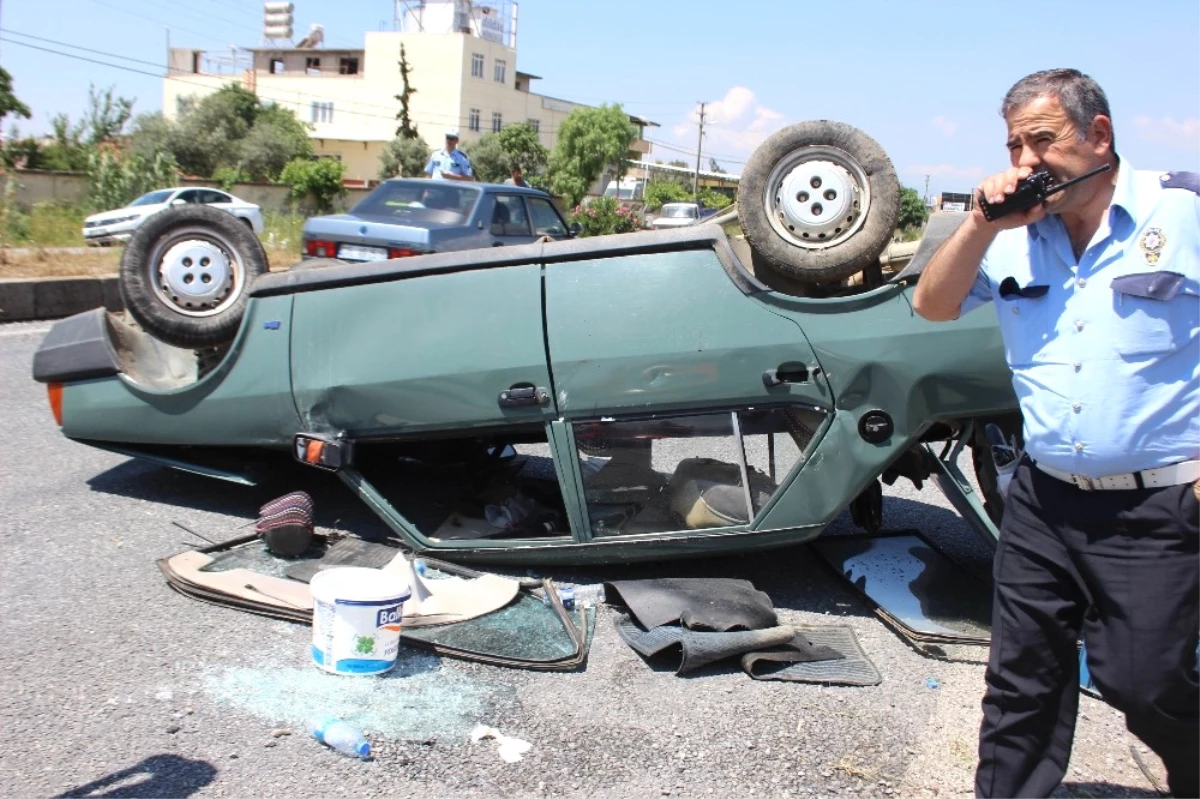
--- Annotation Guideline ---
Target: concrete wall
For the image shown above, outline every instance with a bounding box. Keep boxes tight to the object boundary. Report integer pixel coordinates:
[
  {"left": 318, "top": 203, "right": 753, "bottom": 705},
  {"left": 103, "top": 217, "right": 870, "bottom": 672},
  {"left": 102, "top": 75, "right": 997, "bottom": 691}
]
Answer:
[{"left": 0, "top": 170, "right": 372, "bottom": 213}]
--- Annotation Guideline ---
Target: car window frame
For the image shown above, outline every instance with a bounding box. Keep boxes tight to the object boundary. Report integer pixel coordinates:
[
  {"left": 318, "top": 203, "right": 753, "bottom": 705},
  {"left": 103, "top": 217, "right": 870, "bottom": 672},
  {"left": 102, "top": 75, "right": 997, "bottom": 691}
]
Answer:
[
  {"left": 491, "top": 193, "right": 533, "bottom": 238},
  {"left": 198, "top": 189, "right": 232, "bottom": 205},
  {"left": 526, "top": 195, "right": 568, "bottom": 237}
]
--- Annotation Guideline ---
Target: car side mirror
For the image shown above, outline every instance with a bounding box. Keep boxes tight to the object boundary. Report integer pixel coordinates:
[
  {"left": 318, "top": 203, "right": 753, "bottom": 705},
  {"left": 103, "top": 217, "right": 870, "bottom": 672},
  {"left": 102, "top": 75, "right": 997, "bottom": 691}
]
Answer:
[
  {"left": 568, "top": 222, "right": 583, "bottom": 237},
  {"left": 170, "top": 198, "right": 187, "bottom": 207}
]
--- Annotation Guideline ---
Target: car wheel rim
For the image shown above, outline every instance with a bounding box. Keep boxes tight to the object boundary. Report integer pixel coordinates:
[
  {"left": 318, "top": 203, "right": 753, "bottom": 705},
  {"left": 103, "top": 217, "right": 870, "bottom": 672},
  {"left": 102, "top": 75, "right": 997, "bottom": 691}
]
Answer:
[
  {"left": 149, "top": 229, "right": 243, "bottom": 318},
  {"left": 763, "top": 145, "right": 871, "bottom": 251}
]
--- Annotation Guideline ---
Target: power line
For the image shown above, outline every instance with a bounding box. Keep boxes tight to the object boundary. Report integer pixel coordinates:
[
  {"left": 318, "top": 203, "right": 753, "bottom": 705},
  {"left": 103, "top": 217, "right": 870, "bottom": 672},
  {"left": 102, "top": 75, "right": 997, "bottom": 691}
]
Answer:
[{"left": 2, "top": 28, "right": 171, "bottom": 69}]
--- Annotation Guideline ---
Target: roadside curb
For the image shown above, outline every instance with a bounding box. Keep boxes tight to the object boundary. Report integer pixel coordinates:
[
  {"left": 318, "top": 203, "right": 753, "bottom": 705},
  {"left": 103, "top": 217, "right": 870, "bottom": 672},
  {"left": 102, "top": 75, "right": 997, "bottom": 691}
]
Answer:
[{"left": 0, "top": 277, "right": 123, "bottom": 322}]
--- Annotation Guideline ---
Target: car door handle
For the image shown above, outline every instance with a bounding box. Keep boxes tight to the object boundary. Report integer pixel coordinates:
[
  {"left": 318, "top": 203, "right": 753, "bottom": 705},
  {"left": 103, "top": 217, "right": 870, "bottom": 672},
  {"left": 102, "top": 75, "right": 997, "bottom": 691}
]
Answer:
[
  {"left": 498, "top": 384, "right": 550, "bottom": 408},
  {"left": 763, "top": 363, "right": 820, "bottom": 388},
  {"left": 492, "top": 242, "right": 504, "bottom": 247}
]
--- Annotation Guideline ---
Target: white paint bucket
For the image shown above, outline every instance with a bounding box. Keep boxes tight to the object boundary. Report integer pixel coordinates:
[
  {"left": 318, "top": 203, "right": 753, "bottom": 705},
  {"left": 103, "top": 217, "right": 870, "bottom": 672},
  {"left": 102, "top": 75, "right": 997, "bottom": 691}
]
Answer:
[{"left": 310, "top": 567, "right": 411, "bottom": 675}]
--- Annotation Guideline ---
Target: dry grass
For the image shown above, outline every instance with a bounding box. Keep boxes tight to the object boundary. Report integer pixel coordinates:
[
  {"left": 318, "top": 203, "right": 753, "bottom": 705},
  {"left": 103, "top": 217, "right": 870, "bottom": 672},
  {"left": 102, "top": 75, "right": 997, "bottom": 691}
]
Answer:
[
  {"left": 0, "top": 206, "right": 306, "bottom": 278},
  {"left": 0, "top": 246, "right": 301, "bottom": 279}
]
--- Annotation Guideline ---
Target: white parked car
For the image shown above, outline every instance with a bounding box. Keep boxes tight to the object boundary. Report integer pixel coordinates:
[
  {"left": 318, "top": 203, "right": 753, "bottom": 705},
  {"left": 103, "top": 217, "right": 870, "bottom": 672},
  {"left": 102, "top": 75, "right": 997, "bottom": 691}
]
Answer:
[
  {"left": 82, "top": 187, "right": 264, "bottom": 246},
  {"left": 650, "top": 202, "right": 702, "bottom": 230}
]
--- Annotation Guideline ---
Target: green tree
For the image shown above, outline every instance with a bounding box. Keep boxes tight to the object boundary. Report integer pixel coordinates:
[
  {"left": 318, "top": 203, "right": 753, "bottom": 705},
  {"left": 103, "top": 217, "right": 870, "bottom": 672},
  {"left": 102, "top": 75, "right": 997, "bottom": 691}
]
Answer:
[
  {"left": 86, "top": 148, "right": 179, "bottom": 211},
  {"left": 462, "top": 122, "right": 550, "bottom": 184},
  {"left": 126, "top": 112, "right": 176, "bottom": 163},
  {"left": 667, "top": 159, "right": 688, "bottom": 168},
  {"left": 173, "top": 84, "right": 261, "bottom": 176},
  {"left": 82, "top": 85, "right": 133, "bottom": 145},
  {"left": 379, "top": 137, "right": 432, "bottom": 179},
  {"left": 708, "top": 158, "right": 725, "bottom": 174},
  {"left": 239, "top": 104, "right": 313, "bottom": 181},
  {"left": 549, "top": 104, "right": 636, "bottom": 206},
  {"left": 0, "top": 67, "right": 31, "bottom": 126},
  {"left": 897, "top": 186, "right": 929, "bottom": 231},
  {"left": 497, "top": 122, "right": 548, "bottom": 178},
  {"left": 394, "top": 44, "right": 419, "bottom": 139},
  {"left": 280, "top": 157, "right": 346, "bottom": 213}
]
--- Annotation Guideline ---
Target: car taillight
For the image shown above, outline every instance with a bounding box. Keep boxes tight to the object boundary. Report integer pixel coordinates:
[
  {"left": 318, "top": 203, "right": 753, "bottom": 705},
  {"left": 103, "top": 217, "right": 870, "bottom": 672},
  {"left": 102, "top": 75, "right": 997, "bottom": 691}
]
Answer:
[
  {"left": 387, "top": 247, "right": 422, "bottom": 259},
  {"left": 304, "top": 239, "right": 338, "bottom": 258},
  {"left": 47, "top": 383, "right": 63, "bottom": 426}
]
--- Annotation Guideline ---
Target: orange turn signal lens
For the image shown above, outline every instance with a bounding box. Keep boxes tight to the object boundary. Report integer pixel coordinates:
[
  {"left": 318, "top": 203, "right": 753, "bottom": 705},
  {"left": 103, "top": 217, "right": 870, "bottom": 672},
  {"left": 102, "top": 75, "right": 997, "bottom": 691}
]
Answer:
[{"left": 47, "top": 383, "right": 63, "bottom": 426}]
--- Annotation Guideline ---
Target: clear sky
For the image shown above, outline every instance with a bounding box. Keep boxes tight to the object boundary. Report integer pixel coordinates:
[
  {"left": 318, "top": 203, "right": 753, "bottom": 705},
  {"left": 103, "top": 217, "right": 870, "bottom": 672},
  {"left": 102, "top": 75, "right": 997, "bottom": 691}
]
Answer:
[{"left": 2, "top": 0, "right": 1197, "bottom": 198}]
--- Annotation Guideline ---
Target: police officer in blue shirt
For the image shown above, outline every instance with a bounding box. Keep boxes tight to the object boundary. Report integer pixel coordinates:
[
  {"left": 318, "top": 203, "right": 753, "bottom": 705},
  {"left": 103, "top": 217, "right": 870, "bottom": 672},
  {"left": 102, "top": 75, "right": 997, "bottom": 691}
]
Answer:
[
  {"left": 914, "top": 69, "right": 1198, "bottom": 799},
  {"left": 425, "top": 128, "right": 473, "bottom": 181}
]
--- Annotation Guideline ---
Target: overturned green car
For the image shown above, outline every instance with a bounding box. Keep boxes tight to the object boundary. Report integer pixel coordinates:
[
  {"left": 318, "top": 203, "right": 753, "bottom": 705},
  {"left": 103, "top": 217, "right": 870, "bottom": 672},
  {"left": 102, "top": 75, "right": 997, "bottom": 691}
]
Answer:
[{"left": 31, "top": 120, "right": 1017, "bottom": 564}]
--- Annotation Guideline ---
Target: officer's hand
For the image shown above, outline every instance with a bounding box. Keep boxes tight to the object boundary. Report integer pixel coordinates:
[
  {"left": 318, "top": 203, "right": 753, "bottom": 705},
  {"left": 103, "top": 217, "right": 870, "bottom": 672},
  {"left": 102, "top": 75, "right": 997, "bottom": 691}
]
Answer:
[{"left": 973, "top": 166, "right": 1046, "bottom": 230}]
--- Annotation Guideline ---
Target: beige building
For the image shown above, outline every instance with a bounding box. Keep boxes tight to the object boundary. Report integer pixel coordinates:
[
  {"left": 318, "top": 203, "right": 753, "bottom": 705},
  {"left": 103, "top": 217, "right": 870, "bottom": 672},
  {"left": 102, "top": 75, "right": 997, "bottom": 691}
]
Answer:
[{"left": 162, "top": 1, "right": 652, "bottom": 183}]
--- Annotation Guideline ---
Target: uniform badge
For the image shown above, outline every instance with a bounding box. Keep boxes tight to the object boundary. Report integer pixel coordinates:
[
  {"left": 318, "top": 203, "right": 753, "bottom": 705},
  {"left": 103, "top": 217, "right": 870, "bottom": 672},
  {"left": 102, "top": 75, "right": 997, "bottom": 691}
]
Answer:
[{"left": 1139, "top": 227, "right": 1166, "bottom": 265}]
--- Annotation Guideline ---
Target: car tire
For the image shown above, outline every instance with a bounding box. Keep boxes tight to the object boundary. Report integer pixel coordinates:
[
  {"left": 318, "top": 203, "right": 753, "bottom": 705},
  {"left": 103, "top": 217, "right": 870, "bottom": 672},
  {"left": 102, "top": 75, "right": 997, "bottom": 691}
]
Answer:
[
  {"left": 119, "top": 204, "right": 268, "bottom": 349},
  {"left": 738, "top": 120, "right": 900, "bottom": 285}
]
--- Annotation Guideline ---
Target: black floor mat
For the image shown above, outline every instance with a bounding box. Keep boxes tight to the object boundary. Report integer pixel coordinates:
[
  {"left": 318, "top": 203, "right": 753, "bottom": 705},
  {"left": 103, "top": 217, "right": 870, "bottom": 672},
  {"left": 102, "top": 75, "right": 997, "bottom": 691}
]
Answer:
[{"left": 742, "top": 625, "right": 882, "bottom": 686}]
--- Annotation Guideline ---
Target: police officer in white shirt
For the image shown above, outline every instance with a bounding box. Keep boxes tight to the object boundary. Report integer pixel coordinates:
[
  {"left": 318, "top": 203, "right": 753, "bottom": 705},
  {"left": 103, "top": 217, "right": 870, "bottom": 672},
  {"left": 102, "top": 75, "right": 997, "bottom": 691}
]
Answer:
[{"left": 424, "top": 128, "right": 473, "bottom": 181}]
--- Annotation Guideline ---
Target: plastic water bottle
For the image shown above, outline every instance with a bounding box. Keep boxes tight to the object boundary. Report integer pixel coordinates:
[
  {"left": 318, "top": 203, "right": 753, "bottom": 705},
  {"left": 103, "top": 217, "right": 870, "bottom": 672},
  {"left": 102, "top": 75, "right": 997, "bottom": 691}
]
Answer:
[
  {"left": 573, "top": 583, "right": 607, "bottom": 608},
  {"left": 306, "top": 716, "right": 371, "bottom": 759},
  {"left": 542, "top": 584, "right": 575, "bottom": 610}
]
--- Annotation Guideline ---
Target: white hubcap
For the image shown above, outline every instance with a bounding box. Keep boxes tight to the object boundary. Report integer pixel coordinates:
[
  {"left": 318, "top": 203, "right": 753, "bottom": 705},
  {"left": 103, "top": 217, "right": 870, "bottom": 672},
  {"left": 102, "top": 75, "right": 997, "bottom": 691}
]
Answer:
[{"left": 158, "top": 239, "right": 234, "bottom": 312}]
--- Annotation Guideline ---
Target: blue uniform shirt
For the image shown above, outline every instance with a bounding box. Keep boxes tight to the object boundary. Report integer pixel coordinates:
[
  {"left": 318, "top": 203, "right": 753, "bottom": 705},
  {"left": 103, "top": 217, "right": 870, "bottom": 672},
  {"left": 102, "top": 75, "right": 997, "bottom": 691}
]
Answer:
[
  {"left": 424, "top": 148, "right": 473, "bottom": 180},
  {"left": 960, "top": 159, "right": 1200, "bottom": 477}
]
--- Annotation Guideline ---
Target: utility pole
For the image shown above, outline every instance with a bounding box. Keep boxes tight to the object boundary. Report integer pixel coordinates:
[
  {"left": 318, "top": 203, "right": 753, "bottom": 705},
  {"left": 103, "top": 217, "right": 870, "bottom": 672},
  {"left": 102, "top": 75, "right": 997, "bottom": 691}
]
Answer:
[
  {"left": 924, "top": 174, "right": 931, "bottom": 207},
  {"left": 693, "top": 101, "right": 706, "bottom": 201}
]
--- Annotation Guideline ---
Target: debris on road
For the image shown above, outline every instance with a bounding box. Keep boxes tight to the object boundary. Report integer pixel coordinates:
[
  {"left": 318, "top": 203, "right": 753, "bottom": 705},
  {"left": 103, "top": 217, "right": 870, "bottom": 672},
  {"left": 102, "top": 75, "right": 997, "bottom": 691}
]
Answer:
[{"left": 470, "top": 724, "right": 532, "bottom": 763}]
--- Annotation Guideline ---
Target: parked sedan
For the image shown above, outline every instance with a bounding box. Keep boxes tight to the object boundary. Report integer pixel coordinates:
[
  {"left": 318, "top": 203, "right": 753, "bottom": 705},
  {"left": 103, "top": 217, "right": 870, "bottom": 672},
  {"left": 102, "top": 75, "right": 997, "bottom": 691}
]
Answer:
[
  {"left": 301, "top": 179, "right": 578, "bottom": 262},
  {"left": 82, "top": 187, "right": 264, "bottom": 246},
  {"left": 650, "top": 202, "right": 702, "bottom": 230}
]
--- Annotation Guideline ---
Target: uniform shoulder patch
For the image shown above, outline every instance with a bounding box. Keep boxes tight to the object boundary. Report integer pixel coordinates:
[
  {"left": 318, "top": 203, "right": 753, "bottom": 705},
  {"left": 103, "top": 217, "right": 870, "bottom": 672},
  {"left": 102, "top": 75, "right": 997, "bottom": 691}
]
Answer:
[{"left": 1159, "top": 171, "right": 1200, "bottom": 195}]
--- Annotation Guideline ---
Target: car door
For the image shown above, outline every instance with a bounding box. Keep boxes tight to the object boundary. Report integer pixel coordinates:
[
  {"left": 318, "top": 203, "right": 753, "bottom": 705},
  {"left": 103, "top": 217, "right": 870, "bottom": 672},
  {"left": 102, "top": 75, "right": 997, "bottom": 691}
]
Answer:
[
  {"left": 544, "top": 248, "right": 832, "bottom": 540},
  {"left": 289, "top": 262, "right": 556, "bottom": 438},
  {"left": 488, "top": 194, "right": 536, "bottom": 246}
]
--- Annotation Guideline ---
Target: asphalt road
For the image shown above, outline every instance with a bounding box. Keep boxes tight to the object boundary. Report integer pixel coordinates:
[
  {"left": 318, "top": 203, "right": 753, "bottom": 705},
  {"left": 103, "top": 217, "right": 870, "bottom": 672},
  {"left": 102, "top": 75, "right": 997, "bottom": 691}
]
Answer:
[{"left": 0, "top": 320, "right": 1164, "bottom": 799}]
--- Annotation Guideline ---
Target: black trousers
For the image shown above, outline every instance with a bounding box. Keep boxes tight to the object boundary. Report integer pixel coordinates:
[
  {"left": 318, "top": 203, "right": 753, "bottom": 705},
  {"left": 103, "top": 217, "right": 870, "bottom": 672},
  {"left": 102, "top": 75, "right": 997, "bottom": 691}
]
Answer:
[{"left": 976, "top": 458, "right": 1199, "bottom": 798}]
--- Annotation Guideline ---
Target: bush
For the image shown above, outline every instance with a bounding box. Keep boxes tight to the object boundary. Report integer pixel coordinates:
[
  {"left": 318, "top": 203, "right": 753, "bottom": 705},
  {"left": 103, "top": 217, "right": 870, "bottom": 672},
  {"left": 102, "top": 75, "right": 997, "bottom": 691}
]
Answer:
[
  {"left": 86, "top": 147, "right": 179, "bottom": 211},
  {"left": 568, "top": 197, "right": 639, "bottom": 237},
  {"left": 644, "top": 180, "right": 691, "bottom": 212},
  {"left": 279, "top": 157, "right": 346, "bottom": 214},
  {"left": 698, "top": 189, "right": 733, "bottom": 211},
  {"left": 212, "top": 166, "right": 249, "bottom": 191}
]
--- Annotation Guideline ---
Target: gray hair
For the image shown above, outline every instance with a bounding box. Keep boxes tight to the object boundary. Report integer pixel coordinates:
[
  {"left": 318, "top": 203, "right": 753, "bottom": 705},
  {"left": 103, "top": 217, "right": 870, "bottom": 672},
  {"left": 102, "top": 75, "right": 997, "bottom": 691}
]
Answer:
[{"left": 1000, "top": 68, "right": 1115, "bottom": 149}]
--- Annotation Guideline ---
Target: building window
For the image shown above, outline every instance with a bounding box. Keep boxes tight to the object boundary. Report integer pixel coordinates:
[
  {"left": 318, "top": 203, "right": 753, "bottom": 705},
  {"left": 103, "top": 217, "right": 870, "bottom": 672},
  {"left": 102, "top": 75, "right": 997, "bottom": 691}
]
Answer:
[
  {"left": 310, "top": 101, "right": 334, "bottom": 124},
  {"left": 527, "top": 118, "right": 540, "bottom": 134},
  {"left": 468, "top": 108, "right": 481, "bottom": 132},
  {"left": 493, "top": 58, "right": 506, "bottom": 84},
  {"left": 491, "top": 112, "right": 503, "bottom": 133},
  {"left": 471, "top": 53, "right": 484, "bottom": 78},
  {"left": 270, "top": 58, "right": 285, "bottom": 74},
  {"left": 305, "top": 57, "right": 321, "bottom": 75},
  {"left": 338, "top": 56, "right": 359, "bottom": 75}
]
